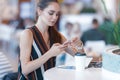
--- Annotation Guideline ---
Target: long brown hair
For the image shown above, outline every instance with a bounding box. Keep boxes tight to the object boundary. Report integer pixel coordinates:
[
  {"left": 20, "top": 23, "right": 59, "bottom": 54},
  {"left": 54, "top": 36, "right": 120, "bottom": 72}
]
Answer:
[
  {"left": 37, "top": 0, "right": 58, "bottom": 10},
  {"left": 37, "top": 0, "right": 62, "bottom": 46},
  {"left": 48, "top": 26, "right": 62, "bottom": 47}
]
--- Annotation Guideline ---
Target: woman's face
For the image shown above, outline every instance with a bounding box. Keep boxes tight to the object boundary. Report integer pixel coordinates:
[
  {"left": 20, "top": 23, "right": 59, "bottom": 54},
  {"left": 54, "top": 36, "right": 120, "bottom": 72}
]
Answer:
[{"left": 39, "top": 2, "right": 60, "bottom": 26}]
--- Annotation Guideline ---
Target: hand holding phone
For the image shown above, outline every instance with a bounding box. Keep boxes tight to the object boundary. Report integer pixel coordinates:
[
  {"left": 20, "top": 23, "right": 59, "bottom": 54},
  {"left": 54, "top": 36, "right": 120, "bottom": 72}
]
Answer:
[
  {"left": 63, "top": 37, "right": 84, "bottom": 56},
  {"left": 62, "top": 40, "right": 71, "bottom": 46}
]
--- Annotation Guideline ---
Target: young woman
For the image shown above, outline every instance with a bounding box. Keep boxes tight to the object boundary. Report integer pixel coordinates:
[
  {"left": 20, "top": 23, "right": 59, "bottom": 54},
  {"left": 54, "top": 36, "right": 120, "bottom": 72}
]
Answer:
[{"left": 18, "top": 0, "right": 84, "bottom": 80}]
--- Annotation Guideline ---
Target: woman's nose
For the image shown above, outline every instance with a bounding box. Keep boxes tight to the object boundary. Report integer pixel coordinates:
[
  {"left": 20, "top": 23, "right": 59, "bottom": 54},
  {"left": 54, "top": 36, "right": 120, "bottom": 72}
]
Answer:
[{"left": 52, "top": 14, "right": 58, "bottom": 20}]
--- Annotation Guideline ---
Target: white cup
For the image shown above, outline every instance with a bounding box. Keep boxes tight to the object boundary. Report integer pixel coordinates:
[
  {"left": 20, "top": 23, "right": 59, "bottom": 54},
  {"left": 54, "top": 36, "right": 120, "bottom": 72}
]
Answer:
[{"left": 75, "top": 52, "right": 86, "bottom": 71}]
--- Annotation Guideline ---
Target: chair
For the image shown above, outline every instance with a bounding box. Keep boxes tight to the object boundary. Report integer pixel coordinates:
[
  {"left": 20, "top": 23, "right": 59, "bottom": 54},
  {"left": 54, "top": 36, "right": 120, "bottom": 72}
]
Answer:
[{"left": 0, "top": 52, "right": 13, "bottom": 79}]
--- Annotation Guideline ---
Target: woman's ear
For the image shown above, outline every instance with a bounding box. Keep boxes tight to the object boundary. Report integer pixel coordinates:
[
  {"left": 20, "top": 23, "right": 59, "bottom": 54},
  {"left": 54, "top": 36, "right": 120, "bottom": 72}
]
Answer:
[{"left": 37, "top": 7, "right": 42, "bottom": 16}]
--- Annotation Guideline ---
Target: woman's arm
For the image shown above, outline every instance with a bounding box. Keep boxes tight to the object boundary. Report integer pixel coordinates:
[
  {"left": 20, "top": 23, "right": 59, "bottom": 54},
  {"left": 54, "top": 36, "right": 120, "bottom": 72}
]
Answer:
[
  {"left": 20, "top": 30, "right": 67, "bottom": 75},
  {"left": 20, "top": 29, "right": 52, "bottom": 75},
  {"left": 60, "top": 33, "right": 84, "bottom": 56}
]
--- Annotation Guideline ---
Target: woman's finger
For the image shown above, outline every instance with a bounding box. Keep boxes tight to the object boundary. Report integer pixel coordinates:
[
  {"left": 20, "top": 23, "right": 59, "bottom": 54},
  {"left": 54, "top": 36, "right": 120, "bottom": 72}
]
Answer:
[
  {"left": 63, "top": 40, "right": 71, "bottom": 46},
  {"left": 60, "top": 44, "right": 68, "bottom": 49},
  {"left": 53, "top": 43, "right": 61, "bottom": 46},
  {"left": 71, "top": 37, "right": 78, "bottom": 42}
]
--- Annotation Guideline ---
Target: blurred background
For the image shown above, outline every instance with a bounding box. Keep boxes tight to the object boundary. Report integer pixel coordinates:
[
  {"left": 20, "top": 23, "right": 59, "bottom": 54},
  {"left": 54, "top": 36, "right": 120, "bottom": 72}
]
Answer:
[{"left": 0, "top": 0, "right": 120, "bottom": 79}]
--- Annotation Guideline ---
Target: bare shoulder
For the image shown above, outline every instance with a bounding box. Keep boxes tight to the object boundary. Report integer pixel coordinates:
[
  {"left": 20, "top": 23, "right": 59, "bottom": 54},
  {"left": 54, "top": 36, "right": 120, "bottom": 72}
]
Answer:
[
  {"left": 20, "top": 29, "right": 33, "bottom": 43},
  {"left": 20, "top": 29, "right": 33, "bottom": 38}
]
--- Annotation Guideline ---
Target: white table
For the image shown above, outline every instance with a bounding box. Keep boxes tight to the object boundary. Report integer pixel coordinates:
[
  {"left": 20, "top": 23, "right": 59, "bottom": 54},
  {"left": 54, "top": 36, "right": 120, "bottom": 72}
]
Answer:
[{"left": 44, "top": 66, "right": 120, "bottom": 80}]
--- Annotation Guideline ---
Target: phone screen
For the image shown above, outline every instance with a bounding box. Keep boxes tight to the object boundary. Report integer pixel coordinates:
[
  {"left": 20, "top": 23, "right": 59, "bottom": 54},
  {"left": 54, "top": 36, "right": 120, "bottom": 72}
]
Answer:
[{"left": 57, "top": 66, "right": 75, "bottom": 70}]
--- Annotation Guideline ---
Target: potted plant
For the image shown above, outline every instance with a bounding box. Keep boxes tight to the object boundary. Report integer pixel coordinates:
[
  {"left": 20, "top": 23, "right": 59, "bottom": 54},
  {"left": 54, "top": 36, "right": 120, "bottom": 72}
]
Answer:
[
  {"left": 101, "top": 0, "right": 120, "bottom": 75},
  {"left": 102, "top": 19, "right": 120, "bottom": 75},
  {"left": 112, "top": 20, "right": 120, "bottom": 54}
]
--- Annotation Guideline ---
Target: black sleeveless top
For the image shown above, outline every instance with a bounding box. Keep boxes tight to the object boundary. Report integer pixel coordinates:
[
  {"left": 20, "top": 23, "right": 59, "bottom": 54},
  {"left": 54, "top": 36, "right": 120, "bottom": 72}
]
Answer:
[{"left": 18, "top": 26, "right": 56, "bottom": 80}]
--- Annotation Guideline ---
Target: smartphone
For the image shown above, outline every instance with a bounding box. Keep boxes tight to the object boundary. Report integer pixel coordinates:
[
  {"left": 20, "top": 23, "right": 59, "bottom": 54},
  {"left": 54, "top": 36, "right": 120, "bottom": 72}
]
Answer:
[{"left": 57, "top": 66, "right": 75, "bottom": 70}]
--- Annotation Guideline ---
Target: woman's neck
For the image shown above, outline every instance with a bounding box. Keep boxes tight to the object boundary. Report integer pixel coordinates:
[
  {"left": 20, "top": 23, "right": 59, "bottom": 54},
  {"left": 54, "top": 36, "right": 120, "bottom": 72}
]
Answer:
[
  {"left": 35, "top": 19, "right": 50, "bottom": 48},
  {"left": 35, "top": 18, "right": 49, "bottom": 34}
]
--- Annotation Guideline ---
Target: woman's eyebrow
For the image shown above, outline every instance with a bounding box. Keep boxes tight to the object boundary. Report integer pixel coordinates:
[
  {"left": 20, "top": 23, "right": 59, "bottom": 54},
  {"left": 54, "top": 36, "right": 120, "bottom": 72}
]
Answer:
[{"left": 49, "top": 10, "right": 60, "bottom": 13}]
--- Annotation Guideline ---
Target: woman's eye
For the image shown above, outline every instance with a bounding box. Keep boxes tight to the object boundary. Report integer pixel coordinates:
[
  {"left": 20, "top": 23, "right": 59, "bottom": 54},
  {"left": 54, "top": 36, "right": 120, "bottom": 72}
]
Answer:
[{"left": 48, "top": 12, "right": 53, "bottom": 15}]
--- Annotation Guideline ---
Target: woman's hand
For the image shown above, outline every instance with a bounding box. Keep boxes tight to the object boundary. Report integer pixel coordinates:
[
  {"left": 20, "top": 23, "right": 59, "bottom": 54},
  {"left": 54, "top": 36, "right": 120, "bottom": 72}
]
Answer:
[
  {"left": 48, "top": 43, "right": 68, "bottom": 57},
  {"left": 63, "top": 37, "right": 84, "bottom": 55},
  {"left": 70, "top": 37, "right": 84, "bottom": 53},
  {"left": 61, "top": 37, "right": 85, "bottom": 56}
]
